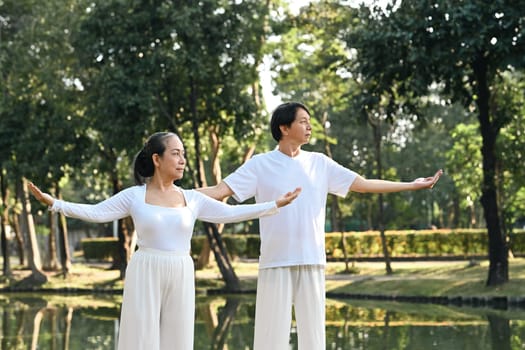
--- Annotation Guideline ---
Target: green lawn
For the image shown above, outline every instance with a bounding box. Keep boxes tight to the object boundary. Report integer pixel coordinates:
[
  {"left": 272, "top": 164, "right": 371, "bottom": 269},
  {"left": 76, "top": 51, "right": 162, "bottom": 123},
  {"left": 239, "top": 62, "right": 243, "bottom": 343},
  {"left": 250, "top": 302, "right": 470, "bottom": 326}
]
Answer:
[
  {"left": 324, "top": 258, "right": 525, "bottom": 298},
  {"left": 2, "top": 257, "right": 525, "bottom": 300}
]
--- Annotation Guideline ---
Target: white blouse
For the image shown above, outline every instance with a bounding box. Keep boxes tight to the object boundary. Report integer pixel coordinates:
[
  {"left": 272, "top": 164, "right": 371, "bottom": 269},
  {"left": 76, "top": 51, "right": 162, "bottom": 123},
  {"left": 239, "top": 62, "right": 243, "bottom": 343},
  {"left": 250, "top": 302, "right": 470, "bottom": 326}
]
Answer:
[{"left": 50, "top": 185, "right": 278, "bottom": 252}]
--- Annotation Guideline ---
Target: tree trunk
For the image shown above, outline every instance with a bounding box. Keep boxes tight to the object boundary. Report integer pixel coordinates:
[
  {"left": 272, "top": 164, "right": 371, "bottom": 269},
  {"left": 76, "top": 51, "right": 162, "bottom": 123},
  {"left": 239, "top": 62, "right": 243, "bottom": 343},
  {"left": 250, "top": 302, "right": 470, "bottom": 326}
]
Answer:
[
  {"left": 30, "top": 308, "right": 45, "bottom": 350},
  {"left": 10, "top": 210, "right": 25, "bottom": 265},
  {"left": 112, "top": 174, "right": 131, "bottom": 280},
  {"left": 46, "top": 209, "right": 60, "bottom": 270},
  {"left": 488, "top": 315, "right": 511, "bottom": 350},
  {"left": 18, "top": 178, "right": 47, "bottom": 285},
  {"left": 371, "top": 120, "right": 392, "bottom": 275},
  {"left": 204, "top": 222, "right": 241, "bottom": 291},
  {"left": 242, "top": 145, "right": 256, "bottom": 164},
  {"left": 196, "top": 127, "right": 225, "bottom": 270},
  {"left": 63, "top": 307, "right": 74, "bottom": 349},
  {"left": 322, "top": 111, "right": 349, "bottom": 270},
  {"left": 1, "top": 170, "right": 11, "bottom": 276},
  {"left": 451, "top": 192, "right": 460, "bottom": 229},
  {"left": 196, "top": 240, "right": 212, "bottom": 269},
  {"left": 473, "top": 55, "right": 508, "bottom": 286},
  {"left": 211, "top": 297, "right": 241, "bottom": 350},
  {"left": 56, "top": 186, "right": 72, "bottom": 276},
  {"left": 189, "top": 77, "right": 240, "bottom": 291}
]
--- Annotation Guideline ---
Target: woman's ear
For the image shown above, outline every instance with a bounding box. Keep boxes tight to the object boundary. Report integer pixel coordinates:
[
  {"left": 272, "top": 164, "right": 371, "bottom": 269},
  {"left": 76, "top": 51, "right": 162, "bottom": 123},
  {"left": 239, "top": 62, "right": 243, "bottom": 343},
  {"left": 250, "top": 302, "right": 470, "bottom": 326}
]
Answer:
[{"left": 152, "top": 153, "right": 160, "bottom": 167}]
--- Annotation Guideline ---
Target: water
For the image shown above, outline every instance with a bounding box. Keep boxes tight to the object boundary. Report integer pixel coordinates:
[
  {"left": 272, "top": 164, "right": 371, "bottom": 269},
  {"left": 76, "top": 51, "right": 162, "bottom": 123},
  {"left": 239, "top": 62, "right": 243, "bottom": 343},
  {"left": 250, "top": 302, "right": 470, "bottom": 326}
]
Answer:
[{"left": 1, "top": 293, "right": 524, "bottom": 349}]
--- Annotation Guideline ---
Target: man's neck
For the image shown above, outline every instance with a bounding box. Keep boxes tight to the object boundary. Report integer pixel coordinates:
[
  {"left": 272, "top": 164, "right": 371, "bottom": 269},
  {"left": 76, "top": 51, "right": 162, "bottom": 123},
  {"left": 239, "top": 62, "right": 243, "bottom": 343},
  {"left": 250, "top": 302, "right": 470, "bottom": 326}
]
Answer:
[{"left": 277, "top": 142, "right": 301, "bottom": 158}]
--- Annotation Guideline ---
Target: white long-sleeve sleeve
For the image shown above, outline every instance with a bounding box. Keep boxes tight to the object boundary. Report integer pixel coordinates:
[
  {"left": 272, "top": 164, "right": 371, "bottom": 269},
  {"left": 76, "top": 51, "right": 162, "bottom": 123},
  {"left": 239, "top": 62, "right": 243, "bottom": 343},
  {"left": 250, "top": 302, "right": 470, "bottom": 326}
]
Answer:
[
  {"left": 48, "top": 185, "right": 280, "bottom": 252},
  {"left": 183, "top": 190, "right": 278, "bottom": 224},
  {"left": 50, "top": 188, "right": 133, "bottom": 223}
]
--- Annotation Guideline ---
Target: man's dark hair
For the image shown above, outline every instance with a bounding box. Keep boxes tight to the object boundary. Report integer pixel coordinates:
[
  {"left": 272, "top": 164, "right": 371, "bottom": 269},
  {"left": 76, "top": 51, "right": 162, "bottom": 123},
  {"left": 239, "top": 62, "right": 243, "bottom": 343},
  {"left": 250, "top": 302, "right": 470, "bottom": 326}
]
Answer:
[{"left": 270, "top": 102, "right": 310, "bottom": 142}]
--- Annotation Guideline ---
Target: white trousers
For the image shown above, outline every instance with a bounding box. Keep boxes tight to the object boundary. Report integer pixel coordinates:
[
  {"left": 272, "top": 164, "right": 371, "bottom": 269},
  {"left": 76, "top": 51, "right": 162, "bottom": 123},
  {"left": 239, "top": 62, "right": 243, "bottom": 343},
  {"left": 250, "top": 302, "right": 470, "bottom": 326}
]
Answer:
[
  {"left": 253, "top": 265, "right": 326, "bottom": 350},
  {"left": 117, "top": 248, "right": 195, "bottom": 350}
]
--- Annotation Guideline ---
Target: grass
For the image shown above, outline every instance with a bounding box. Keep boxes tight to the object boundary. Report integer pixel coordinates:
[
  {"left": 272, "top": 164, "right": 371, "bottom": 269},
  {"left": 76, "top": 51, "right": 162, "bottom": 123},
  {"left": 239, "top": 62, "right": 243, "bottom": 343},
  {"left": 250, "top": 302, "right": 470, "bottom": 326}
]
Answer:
[
  {"left": 324, "top": 258, "right": 525, "bottom": 298},
  {"left": 2, "top": 257, "right": 525, "bottom": 300},
  {"left": 0, "top": 263, "right": 124, "bottom": 291}
]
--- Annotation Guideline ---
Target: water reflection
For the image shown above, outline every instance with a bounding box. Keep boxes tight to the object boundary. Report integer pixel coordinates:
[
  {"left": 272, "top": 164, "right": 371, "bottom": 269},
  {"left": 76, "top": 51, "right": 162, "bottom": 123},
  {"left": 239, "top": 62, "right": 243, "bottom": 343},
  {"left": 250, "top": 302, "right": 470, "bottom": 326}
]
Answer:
[
  {"left": 0, "top": 294, "right": 120, "bottom": 349},
  {"left": 1, "top": 294, "right": 524, "bottom": 349}
]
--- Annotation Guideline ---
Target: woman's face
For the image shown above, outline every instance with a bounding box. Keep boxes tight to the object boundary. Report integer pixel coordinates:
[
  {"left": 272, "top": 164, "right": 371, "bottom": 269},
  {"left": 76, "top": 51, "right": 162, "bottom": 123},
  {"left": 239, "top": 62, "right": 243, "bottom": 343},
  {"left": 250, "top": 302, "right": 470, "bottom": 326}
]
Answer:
[{"left": 155, "top": 135, "right": 186, "bottom": 180}]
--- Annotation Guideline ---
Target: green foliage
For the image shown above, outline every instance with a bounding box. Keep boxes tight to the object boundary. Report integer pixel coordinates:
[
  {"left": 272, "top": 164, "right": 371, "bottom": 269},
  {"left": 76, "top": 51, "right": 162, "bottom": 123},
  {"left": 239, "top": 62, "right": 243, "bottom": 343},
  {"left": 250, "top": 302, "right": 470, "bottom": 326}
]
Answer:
[
  {"left": 446, "top": 123, "right": 482, "bottom": 207},
  {"left": 190, "top": 234, "right": 260, "bottom": 260},
  {"left": 186, "top": 230, "right": 525, "bottom": 260},
  {"left": 346, "top": 1, "right": 525, "bottom": 284},
  {"left": 222, "top": 235, "right": 248, "bottom": 259},
  {"left": 495, "top": 72, "right": 525, "bottom": 230},
  {"left": 191, "top": 235, "right": 207, "bottom": 261},
  {"left": 2, "top": 0, "right": 525, "bottom": 277},
  {"left": 81, "top": 237, "right": 118, "bottom": 262},
  {"left": 69, "top": 0, "right": 272, "bottom": 190},
  {"left": 325, "top": 229, "right": 525, "bottom": 259},
  {"left": 0, "top": 0, "right": 91, "bottom": 183}
]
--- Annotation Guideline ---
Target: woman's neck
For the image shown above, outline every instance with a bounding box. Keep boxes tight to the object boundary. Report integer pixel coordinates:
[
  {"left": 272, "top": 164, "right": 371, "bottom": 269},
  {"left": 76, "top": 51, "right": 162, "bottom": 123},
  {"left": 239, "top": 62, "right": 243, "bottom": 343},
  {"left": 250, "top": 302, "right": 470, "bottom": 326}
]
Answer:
[{"left": 148, "top": 176, "right": 176, "bottom": 192}]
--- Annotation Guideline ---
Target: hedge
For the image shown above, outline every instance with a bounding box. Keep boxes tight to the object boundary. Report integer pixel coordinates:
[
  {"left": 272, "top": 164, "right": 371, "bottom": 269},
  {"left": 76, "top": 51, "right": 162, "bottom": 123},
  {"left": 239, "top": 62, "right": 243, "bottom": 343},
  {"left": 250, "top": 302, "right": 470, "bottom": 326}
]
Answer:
[
  {"left": 81, "top": 229, "right": 525, "bottom": 262},
  {"left": 81, "top": 237, "right": 119, "bottom": 262}
]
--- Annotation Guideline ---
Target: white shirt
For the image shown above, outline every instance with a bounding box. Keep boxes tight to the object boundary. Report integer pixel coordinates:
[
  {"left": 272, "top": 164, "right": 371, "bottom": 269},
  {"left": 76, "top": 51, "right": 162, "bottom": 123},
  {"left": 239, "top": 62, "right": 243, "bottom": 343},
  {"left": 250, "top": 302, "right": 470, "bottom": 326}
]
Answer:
[
  {"left": 50, "top": 185, "right": 278, "bottom": 253},
  {"left": 224, "top": 149, "right": 357, "bottom": 268}
]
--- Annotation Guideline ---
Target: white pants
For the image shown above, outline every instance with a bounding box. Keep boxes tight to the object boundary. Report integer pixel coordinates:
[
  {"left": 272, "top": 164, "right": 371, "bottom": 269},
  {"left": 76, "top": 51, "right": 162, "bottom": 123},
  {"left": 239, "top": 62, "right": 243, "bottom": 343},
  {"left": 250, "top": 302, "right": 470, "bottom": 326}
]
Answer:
[
  {"left": 117, "top": 248, "right": 195, "bottom": 350},
  {"left": 253, "top": 265, "right": 325, "bottom": 350}
]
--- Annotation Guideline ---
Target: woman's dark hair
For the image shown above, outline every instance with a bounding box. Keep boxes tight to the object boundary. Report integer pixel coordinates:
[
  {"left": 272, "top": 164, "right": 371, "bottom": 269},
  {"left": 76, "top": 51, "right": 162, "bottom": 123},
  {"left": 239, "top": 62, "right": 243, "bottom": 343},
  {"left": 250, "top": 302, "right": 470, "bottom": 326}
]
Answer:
[
  {"left": 133, "top": 132, "right": 177, "bottom": 185},
  {"left": 270, "top": 102, "right": 310, "bottom": 142}
]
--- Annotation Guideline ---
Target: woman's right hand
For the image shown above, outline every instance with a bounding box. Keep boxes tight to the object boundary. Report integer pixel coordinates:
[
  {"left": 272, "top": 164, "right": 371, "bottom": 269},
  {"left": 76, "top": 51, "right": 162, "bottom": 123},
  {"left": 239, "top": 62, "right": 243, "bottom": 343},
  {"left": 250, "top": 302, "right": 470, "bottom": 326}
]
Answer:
[
  {"left": 28, "top": 182, "right": 55, "bottom": 207},
  {"left": 276, "top": 187, "right": 302, "bottom": 208}
]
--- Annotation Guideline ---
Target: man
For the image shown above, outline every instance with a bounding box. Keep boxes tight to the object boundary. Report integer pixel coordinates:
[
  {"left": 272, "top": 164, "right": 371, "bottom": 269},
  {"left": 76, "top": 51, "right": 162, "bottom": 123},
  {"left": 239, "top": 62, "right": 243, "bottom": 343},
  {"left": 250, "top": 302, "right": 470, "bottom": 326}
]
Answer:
[{"left": 199, "top": 102, "right": 442, "bottom": 350}]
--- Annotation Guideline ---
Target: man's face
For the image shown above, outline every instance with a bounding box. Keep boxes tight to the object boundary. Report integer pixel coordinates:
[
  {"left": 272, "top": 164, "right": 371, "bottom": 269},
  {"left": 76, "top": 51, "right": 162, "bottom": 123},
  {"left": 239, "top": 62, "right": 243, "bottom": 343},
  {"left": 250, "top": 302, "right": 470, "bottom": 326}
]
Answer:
[{"left": 284, "top": 108, "right": 312, "bottom": 145}]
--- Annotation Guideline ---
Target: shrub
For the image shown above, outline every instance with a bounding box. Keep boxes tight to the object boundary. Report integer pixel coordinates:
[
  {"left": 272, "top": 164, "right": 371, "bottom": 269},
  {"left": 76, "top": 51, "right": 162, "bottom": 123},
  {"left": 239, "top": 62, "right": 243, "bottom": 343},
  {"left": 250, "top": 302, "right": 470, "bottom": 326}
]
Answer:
[{"left": 81, "top": 237, "right": 118, "bottom": 262}]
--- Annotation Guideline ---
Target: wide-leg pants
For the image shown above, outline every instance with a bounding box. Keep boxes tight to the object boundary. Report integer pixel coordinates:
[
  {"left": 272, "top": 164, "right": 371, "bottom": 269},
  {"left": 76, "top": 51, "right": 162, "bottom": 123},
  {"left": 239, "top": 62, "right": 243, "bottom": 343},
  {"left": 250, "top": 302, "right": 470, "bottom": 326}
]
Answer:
[
  {"left": 253, "top": 265, "right": 325, "bottom": 350},
  {"left": 117, "top": 248, "right": 195, "bottom": 350}
]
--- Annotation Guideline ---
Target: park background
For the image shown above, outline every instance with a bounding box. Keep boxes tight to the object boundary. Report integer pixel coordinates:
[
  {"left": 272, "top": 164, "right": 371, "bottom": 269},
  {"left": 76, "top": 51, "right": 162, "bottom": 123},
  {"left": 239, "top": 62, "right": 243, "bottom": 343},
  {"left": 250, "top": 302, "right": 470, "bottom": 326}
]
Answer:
[
  {"left": 1, "top": 0, "right": 525, "bottom": 348},
  {"left": 1, "top": 0, "right": 524, "bottom": 289}
]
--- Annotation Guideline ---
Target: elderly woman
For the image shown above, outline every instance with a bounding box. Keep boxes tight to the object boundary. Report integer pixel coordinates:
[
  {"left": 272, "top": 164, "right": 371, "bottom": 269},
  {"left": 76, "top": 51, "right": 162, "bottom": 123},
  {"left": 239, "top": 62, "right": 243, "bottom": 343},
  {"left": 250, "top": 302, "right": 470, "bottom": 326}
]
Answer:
[{"left": 28, "top": 131, "right": 300, "bottom": 350}]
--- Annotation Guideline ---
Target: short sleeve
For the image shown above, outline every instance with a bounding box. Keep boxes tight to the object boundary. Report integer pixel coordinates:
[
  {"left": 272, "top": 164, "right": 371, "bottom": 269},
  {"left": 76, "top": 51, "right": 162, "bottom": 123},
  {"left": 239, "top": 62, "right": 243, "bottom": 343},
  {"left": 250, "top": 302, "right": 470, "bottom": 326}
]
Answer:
[
  {"left": 324, "top": 155, "right": 358, "bottom": 197},
  {"left": 223, "top": 157, "right": 259, "bottom": 203}
]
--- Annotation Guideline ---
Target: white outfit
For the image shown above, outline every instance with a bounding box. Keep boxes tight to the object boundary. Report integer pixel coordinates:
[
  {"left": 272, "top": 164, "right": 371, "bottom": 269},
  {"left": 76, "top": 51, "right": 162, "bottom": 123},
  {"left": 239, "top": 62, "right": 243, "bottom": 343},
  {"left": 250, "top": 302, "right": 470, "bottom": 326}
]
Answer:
[
  {"left": 50, "top": 184, "right": 278, "bottom": 350},
  {"left": 224, "top": 149, "right": 357, "bottom": 349}
]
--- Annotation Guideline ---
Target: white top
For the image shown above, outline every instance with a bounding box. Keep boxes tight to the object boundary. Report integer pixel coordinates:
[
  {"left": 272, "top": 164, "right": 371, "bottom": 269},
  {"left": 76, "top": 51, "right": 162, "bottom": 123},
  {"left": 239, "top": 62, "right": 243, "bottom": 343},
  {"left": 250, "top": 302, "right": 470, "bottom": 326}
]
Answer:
[
  {"left": 224, "top": 149, "right": 357, "bottom": 268},
  {"left": 50, "top": 185, "right": 278, "bottom": 253}
]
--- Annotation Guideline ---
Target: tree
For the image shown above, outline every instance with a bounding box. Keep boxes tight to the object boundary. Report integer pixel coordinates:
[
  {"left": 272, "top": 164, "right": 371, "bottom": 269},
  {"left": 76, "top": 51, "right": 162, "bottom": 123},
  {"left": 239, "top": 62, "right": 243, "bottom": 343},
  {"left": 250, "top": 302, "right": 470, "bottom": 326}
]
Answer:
[
  {"left": 1, "top": 0, "right": 92, "bottom": 279},
  {"left": 73, "top": 0, "right": 175, "bottom": 278},
  {"left": 0, "top": 170, "right": 11, "bottom": 276},
  {"left": 348, "top": 0, "right": 525, "bottom": 286},
  {"left": 268, "top": 1, "right": 445, "bottom": 273},
  {"left": 167, "top": 0, "right": 271, "bottom": 291},
  {"left": 73, "top": 0, "right": 271, "bottom": 289},
  {"left": 446, "top": 123, "right": 483, "bottom": 228}
]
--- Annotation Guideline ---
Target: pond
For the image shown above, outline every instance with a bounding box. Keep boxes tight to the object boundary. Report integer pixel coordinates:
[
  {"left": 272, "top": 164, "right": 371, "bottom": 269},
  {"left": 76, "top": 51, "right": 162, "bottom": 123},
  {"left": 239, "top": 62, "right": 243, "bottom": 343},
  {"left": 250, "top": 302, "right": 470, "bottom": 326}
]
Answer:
[{"left": 0, "top": 293, "right": 524, "bottom": 349}]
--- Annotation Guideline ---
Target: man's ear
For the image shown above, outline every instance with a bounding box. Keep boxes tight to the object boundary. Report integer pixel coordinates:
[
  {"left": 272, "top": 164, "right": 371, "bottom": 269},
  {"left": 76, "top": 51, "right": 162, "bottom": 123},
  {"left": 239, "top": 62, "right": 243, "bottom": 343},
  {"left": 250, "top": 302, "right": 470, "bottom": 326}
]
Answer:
[{"left": 279, "top": 124, "right": 289, "bottom": 137}]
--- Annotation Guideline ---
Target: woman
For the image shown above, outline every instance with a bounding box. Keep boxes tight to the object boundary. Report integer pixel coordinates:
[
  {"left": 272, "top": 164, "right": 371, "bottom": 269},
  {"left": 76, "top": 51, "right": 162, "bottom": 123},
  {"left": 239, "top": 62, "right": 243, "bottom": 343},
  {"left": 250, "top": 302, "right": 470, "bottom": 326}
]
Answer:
[{"left": 28, "top": 131, "right": 300, "bottom": 350}]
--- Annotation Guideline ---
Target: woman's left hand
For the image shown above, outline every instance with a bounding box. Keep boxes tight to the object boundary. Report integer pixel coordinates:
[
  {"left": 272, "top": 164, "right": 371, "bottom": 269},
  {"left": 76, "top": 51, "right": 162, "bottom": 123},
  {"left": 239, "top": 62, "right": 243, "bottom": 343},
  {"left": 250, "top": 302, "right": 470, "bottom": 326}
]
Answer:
[{"left": 276, "top": 187, "right": 302, "bottom": 208}]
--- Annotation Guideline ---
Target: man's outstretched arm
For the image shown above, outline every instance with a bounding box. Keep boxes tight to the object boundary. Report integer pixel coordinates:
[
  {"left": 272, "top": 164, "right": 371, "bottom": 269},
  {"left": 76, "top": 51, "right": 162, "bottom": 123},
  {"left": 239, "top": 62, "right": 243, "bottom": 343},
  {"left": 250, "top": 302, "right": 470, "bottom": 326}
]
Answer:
[
  {"left": 197, "top": 181, "right": 235, "bottom": 201},
  {"left": 350, "top": 169, "right": 443, "bottom": 194}
]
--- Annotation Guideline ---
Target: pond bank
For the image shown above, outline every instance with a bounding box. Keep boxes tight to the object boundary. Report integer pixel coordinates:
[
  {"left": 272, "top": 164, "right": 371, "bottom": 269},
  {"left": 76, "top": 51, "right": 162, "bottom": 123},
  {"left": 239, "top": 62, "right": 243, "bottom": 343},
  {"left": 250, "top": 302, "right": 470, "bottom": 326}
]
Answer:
[{"left": 2, "top": 259, "right": 525, "bottom": 311}]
